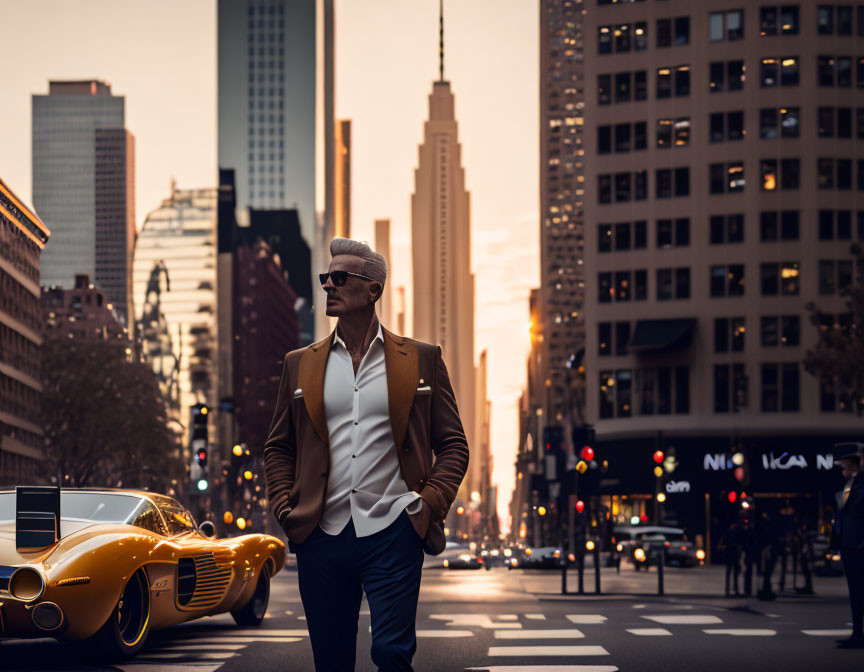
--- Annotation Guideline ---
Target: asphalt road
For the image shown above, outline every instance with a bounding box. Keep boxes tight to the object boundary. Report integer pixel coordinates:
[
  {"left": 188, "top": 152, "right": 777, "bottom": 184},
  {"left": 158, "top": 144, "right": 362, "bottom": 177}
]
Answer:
[{"left": 2, "top": 564, "right": 863, "bottom": 671}]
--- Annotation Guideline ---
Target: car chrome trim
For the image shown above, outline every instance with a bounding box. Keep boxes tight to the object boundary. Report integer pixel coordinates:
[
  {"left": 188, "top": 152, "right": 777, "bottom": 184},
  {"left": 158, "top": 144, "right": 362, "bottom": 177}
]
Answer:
[{"left": 8, "top": 567, "right": 45, "bottom": 602}]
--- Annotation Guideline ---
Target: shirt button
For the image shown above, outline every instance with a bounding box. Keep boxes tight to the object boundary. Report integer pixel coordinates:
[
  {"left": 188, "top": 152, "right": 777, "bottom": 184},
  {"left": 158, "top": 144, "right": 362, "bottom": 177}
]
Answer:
[
  {"left": 354, "top": 421, "right": 358, "bottom": 425},
  {"left": 352, "top": 454, "right": 356, "bottom": 458},
  {"left": 351, "top": 489, "right": 357, "bottom": 493},
  {"left": 354, "top": 387, "right": 358, "bottom": 391}
]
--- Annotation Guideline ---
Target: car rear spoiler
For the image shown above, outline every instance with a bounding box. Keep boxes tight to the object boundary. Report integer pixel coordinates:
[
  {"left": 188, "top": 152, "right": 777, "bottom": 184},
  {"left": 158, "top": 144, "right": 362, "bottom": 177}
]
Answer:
[{"left": 16, "top": 486, "right": 60, "bottom": 550}]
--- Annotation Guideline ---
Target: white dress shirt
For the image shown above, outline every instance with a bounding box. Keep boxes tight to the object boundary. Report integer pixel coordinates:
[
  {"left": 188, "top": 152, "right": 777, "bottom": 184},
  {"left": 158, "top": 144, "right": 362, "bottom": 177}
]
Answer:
[{"left": 318, "top": 321, "right": 422, "bottom": 536}]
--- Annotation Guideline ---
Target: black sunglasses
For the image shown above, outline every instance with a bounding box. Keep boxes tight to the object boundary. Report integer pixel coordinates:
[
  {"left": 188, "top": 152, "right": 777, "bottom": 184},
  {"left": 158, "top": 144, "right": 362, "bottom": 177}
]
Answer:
[{"left": 319, "top": 270, "right": 377, "bottom": 287}]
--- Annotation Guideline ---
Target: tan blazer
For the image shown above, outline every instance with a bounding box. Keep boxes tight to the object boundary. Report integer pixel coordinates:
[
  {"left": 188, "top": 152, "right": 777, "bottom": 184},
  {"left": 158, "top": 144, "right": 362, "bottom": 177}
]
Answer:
[{"left": 263, "top": 326, "right": 469, "bottom": 555}]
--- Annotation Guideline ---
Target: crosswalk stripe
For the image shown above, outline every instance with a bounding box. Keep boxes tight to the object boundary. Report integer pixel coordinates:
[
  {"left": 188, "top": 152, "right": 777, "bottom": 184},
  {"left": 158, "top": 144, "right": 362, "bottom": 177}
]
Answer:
[
  {"left": 164, "top": 637, "right": 303, "bottom": 644},
  {"left": 627, "top": 628, "right": 672, "bottom": 636},
  {"left": 150, "top": 645, "right": 245, "bottom": 651},
  {"left": 642, "top": 615, "right": 722, "bottom": 625},
  {"left": 118, "top": 665, "right": 224, "bottom": 672},
  {"left": 704, "top": 629, "right": 776, "bottom": 636},
  {"left": 565, "top": 615, "right": 607, "bottom": 624},
  {"left": 488, "top": 646, "right": 609, "bottom": 657},
  {"left": 525, "top": 614, "right": 547, "bottom": 620},
  {"left": 135, "top": 653, "right": 235, "bottom": 660},
  {"left": 494, "top": 630, "right": 585, "bottom": 640},
  {"left": 802, "top": 629, "right": 853, "bottom": 636},
  {"left": 418, "top": 630, "right": 475, "bottom": 637},
  {"left": 466, "top": 667, "right": 619, "bottom": 672},
  {"left": 430, "top": 614, "right": 524, "bottom": 629}
]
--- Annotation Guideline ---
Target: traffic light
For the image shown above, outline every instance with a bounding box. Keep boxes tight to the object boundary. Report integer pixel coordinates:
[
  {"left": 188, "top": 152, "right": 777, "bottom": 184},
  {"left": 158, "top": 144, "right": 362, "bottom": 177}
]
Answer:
[{"left": 190, "top": 403, "right": 210, "bottom": 494}]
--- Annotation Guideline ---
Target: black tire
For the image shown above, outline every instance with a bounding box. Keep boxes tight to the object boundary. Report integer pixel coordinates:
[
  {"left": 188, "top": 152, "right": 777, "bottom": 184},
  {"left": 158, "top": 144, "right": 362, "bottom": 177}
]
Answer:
[
  {"left": 89, "top": 568, "right": 151, "bottom": 661},
  {"left": 231, "top": 563, "right": 271, "bottom": 626}
]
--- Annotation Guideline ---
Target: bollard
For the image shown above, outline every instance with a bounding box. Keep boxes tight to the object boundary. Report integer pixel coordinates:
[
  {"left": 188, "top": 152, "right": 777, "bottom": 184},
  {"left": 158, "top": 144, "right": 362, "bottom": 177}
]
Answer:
[
  {"left": 594, "top": 546, "right": 601, "bottom": 594},
  {"left": 657, "top": 546, "right": 665, "bottom": 596},
  {"left": 578, "top": 552, "right": 585, "bottom": 594},
  {"left": 561, "top": 557, "right": 568, "bottom": 595}
]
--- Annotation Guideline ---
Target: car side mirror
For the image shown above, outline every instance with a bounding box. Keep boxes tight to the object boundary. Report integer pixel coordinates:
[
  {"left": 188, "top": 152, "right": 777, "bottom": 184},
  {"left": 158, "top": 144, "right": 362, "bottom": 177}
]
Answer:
[{"left": 199, "top": 521, "right": 216, "bottom": 538}]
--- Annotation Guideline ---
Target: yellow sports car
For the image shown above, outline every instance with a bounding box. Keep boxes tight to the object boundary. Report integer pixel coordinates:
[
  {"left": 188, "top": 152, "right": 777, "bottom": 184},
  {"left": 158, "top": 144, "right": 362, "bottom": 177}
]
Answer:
[{"left": 0, "top": 486, "right": 285, "bottom": 660}]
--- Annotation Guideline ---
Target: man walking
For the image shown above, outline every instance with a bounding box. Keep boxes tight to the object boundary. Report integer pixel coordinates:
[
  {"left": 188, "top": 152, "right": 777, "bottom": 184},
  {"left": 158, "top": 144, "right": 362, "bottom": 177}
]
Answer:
[
  {"left": 263, "top": 237, "right": 469, "bottom": 671},
  {"left": 835, "top": 443, "right": 864, "bottom": 649}
]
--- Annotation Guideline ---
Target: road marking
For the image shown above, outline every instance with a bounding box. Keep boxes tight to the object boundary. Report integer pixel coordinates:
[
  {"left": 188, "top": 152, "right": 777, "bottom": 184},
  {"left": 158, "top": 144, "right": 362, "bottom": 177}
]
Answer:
[
  {"left": 222, "top": 629, "right": 310, "bottom": 637},
  {"left": 565, "top": 615, "right": 607, "bottom": 624},
  {"left": 152, "top": 645, "right": 246, "bottom": 651},
  {"left": 166, "top": 637, "right": 304, "bottom": 644},
  {"left": 488, "top": 646, "right": 609, "bottom": 657},
  {"left": 642, "top": 615, "right": 722, "bottom": 625},
  {"left": 430, "top": 614, "right": 523, "bottom": 629},
  {"left": 418, "top": 630, "right": 475, "bottom": 637},
  {"left": 802, "top": 629, "right": 853, "bottom": 636},
  {"left": 119, "top": 665, "right": 224, "bottom": 672},
  {"left": 627, "top": 628, "right": 672, "bottom": 636},
  {"left": 632, "top": 604, "right": 646, "bottom": 609},
  {"left": 525, "top": 614, "right": 547, "bottom": 620},
  {"left": 135, "top": 653, "right": 236, "bottom": 660},
  {"left": 494, "top": 630, "right": 585, "bottom": 639},
  {"left": 704, "top": 629, "right": 776, "bottom": 636},
  {"left": 466, "top": 667, "right": 619, "bottom": 672}
]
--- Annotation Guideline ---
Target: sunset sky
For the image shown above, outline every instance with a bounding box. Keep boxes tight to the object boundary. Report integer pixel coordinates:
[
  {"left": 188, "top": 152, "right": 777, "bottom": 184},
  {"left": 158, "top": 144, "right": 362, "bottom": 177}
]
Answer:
[{"left": 0, "top": 0, "right": 539, "bottom": 532}]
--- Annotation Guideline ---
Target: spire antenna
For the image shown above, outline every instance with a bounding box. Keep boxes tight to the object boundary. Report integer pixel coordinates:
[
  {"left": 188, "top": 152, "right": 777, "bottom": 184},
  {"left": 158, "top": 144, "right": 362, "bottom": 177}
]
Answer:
[{"left": 439, "top": 0, "right": 444, "bottom": 81}]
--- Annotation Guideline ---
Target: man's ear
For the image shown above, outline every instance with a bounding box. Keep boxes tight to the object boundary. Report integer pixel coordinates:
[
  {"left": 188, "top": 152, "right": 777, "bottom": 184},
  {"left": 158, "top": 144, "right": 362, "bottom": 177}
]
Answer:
[{"left": 370, "top": 282, "right": 382, "bottom": 303}]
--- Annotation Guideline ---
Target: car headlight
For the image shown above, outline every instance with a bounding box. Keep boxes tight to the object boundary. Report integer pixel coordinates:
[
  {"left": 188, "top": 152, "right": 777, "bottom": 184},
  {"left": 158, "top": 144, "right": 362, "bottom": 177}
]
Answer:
[
  {"left": 9, "top": 566, "right": 45, "bottom": 602},
  {"left": 443, "top": 559, "right": 449, "bottom": 567},
  {"left": 634, "top": 548, "right": 646, "bottom": 562}
]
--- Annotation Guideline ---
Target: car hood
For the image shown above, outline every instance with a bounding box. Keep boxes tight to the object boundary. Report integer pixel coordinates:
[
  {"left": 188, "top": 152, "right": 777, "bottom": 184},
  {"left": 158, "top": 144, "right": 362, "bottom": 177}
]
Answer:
[{"left": 0, "top": 521, "right": 144, "bottom": 567}]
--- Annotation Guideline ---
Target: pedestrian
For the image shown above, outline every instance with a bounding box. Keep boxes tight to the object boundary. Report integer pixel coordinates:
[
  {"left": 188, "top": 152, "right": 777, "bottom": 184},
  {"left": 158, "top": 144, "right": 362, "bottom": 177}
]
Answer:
[
  {"left": 719, "top": 518, "right": 743, "bottom": 597},
  {"left": 263, "top": 237, "right": 470, "bottom": 671},
  {"left": 834, "top": 443, "right": 864, "bottom": 649},
  {"left": 756, "top": 511, "right": 781, "bottom": 601}
]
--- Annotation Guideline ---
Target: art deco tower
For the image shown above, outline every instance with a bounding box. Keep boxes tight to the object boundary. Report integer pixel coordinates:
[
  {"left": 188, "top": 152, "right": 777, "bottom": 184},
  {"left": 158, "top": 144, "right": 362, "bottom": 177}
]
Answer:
[{"left": 411, "top": 6, "right": 476, "bottom": 489}]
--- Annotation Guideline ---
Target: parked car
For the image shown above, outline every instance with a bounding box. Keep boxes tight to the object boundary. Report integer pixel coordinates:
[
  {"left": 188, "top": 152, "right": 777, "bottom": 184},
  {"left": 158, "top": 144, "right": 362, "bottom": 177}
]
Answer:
[
  {"left": 444, "top": 552, "right": 485, "bottom": 570},
  {"left": 614, "top": 525, "right": 703, "bottom": 568},
  {"left": 0, "top": 486, "right": 285, "bottom": 661}
]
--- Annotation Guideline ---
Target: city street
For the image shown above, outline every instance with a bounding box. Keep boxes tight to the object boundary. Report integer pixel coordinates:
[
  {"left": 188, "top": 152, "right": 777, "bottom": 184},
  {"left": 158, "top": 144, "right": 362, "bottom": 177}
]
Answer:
[{"left": 3, "top": 563, "right": 862, "bottom": 671}]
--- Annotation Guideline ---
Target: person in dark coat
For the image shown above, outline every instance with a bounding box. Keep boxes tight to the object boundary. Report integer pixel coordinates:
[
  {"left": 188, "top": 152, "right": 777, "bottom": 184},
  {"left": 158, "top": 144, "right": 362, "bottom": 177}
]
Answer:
[
  {"left": 835, "top": 444, "right": 864, "bottom": 648},
  {"left": 720, "top": 518, "right": 744, "bottom": 597}
]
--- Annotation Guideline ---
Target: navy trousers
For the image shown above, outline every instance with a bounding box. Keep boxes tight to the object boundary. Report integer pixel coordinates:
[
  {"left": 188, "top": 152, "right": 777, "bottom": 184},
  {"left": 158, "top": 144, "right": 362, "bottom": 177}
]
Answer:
[{"left": 291, "top": 509, "right": 425, "bottom": 671}]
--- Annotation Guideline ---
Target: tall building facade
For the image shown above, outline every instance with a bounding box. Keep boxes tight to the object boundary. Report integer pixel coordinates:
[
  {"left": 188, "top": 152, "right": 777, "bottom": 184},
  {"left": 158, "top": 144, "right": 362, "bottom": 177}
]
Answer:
[
  {"left": 33, "top": 80, "right": 135, "bottom": 328},
  {"left": 0, "top": 178, "right": 50, "bottom": 486},
  {"left": 218, "top": 0, "right": 335, "bottom": 344},
  {"left": 411, "top": 63, "right": 477, "bottom": 533},
  {"left": 374, "top": 218, "right": 393, "bottom": 327},
  {"left": 582, "top": 0, "right": 864, "bottom": 542},
  {"left": 132, "top": 185, "right": 218, "bottom": 455},
  {"left": 335, "top": 119, "right": 352, "bottom": 239},
  {"left": 538, "top": 0, "right": 587, "bottom": 428}
]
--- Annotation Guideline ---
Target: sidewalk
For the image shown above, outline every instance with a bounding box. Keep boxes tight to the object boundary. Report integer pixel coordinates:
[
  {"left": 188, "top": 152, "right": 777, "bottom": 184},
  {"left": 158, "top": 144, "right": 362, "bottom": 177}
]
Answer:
[{"left": 517, "top": 564, "right": 849, "bottom": 601}]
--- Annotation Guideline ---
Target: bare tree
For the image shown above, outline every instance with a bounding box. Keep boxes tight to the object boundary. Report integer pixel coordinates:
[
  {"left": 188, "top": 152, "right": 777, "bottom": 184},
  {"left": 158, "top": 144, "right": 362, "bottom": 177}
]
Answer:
[{"left": 41, "top": 333, "right": 184, "bottom": 492}]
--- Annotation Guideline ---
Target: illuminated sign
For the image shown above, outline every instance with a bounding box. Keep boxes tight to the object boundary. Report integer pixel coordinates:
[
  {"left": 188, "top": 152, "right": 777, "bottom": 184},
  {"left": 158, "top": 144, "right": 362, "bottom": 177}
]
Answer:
[
  {"left": 704, "top": 452, "right": 834, "bottom": 471},
  {"left": 666, "top": 480, "right": 691, "bottom": 493}
]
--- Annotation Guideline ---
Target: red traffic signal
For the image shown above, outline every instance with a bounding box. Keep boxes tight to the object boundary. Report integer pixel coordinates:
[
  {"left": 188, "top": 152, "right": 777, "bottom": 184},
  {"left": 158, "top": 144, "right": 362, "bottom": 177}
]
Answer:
[
  {"left": 728, "top": 491, "right": 738, "bottom": 503},
  {"left": 580, "top": 446, "right": 594, "bottom": 461},
  {"left": 575, "top": 500, "right": 585, "bottom": 513},
  {"left": 653, "top": 450, "right": 664, "bottom": 464}
]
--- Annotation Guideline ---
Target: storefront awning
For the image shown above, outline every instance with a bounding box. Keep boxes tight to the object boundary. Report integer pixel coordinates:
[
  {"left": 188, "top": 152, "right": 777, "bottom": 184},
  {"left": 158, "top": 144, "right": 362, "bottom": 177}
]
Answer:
[{"left": 628, "top": 318, "right": 696, "bottom": 352}]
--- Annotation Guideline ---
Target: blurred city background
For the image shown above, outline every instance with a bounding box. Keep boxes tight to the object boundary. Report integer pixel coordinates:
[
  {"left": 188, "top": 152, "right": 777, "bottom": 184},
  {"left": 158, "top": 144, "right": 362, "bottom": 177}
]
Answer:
[{"left": 0, "top": 0, "right": 862, "bottom": 597}]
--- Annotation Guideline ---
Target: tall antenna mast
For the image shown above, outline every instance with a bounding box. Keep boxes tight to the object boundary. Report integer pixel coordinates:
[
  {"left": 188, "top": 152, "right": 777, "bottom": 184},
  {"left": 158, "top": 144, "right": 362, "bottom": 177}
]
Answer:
[{"left": 439, "top": 0, "right": 444, "bottom": 81}]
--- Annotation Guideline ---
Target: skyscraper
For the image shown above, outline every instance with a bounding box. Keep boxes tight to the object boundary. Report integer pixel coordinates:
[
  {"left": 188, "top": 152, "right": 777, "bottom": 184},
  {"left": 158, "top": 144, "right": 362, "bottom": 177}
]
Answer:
[
  {"left": 580, "top": 0, "right": 864, "bottom": 539},
  {"left": 411, "top": 8, "right": 476, "bottom": 527},
  {"left": 218, "top": 0, "right": 334, "bottom": 344},
  {"left": 335, "top": 119, "right": 352, "bottom": 239},
  {"left": 32, "top": 80, "right": 135, "bottom": 328},
  {"left": 538, "top": 0, "right": 586, "bottom": 429},
  {"left": 132, "top": 184, "right": 218, "bottom": 456},
  {"left": 374, "top": 218, "right": 392, "bottom": 326},
  {"left": 0, "top": 177, "right": 50, "bottom": 486}
]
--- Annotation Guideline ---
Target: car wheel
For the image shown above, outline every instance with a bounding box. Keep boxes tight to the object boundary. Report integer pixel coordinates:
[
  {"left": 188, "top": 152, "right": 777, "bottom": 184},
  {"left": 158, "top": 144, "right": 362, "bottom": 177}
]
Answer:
[
  {"left": 231, "top": 563, "right": 271, "bottom": 626},
  {"left": 90, "top": 568, "right": 151, "bottom": 661}
]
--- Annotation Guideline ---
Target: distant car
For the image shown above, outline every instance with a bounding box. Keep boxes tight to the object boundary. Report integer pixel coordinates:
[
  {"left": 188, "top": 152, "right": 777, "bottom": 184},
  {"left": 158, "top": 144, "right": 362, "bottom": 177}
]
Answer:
[
  {"left": 614, "top": 525, "right": 702, "bottom": 568},
  {"left": 519, "top": 546, "right": 564, "bottom": 569},
  {"left": 444, "top": 552, "right": 485, "bottom": 569},
  {"left": 0, "top": 486, "right": 285, "bottom": 661}
]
